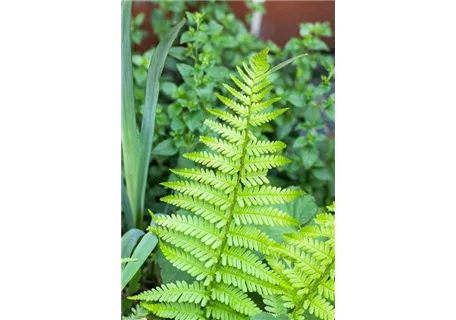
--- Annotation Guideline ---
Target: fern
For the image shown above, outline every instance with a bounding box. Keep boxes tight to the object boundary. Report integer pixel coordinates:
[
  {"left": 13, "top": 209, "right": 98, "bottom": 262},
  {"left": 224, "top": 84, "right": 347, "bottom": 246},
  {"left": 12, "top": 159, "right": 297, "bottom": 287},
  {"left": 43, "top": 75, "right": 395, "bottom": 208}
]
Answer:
[
  {"left": 130, "top": 48, "right": 304, "bottom": 319},
  {"left": 262, "top": 209, "right": 335, "bottom": 320}
]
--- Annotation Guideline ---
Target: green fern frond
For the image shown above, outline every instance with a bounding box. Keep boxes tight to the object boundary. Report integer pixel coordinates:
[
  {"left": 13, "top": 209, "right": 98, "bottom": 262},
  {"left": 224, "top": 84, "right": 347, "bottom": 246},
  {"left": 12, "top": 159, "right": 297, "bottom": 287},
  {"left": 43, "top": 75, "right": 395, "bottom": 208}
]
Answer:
[
  {"left": 244, "top": 155, "right": 291, "bottom": 172},
  {"left": 130, "top": 281, "right": 209, "bottom": 305},
  {"left": 170, "top": 168, "right": 236, "bottom": 194},
  {"left": 304, "top": 295, "right": 335, "bottom": 320},
  {"left": 141, "top": 302, "right": 205, "bottom": 320},
  {"left": 200, "top": 136, "right": 243, "bottom": 160},
  {"left": 264, "top": 295, "right": 289, "bottom": 315},
  {"left": 227, "top": 225, "right": 275, "bottom": 253},
  {"left": 206, "top": 300, "right": 249, "bottom": 320},
  {"left": 211, "top": 283, "right": 260, "bottom": 316},
  {"left": 250, "top": 108, "right": 289, "bottom": 126},
  {"left": 204, "top": 119, "right": 244, "bottom": 145},
  {"left": 160, "top": 194, "right": 226, "bottom": 225},
  {"left": 132, "top": 47, "right": 305, "bottom": 320},
  {"left": 152, "top": 214, "right": 223, "bottom": 248},
  {"left": 183, "top": 151, "right": 240, "bottom": 174},
  {"left": 263, "top": 211, "right": 335, "bottom": 320},
  {"left": 246, "top": 140, "right": 287, "bottom": 156},
  {"left": 160, "top": 242, "right": 211, "bottom": 281},
  {"left": 237, "top": 186, "right": 304, "bottom": 207},
  {"left": 233, "top": 206, "right": 299, "bottom": 227}
]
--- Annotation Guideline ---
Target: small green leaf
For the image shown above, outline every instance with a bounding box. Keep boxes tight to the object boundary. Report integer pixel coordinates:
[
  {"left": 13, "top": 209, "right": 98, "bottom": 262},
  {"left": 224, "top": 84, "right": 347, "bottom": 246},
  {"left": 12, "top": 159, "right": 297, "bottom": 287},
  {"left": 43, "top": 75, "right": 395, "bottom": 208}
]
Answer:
[
  {"left": 180, "top": 30, "right": 194, "bottom": 44},
  {"left": 161, "top": 82, "right": 177, "bottom": 98},
  {"left": 302, "top": 145, "right": 318, "bottom": 168},
  {"left": 293, "top": 136, "right": 307, "bottom": 149},
  {"left": 152, "top": 139, "right": 178, "bottom": 156},
  {"left": 312, "top": 168, "right": 333, "bottom": 181},
  {"left": 206, "top": 21, "right": 223, "bottom": 34},
  {"left": 169, "top": 46, "right": 187, "bottom": 60},
  {"left": 176, "top": 63, "right": 193, "bottom": 78}
]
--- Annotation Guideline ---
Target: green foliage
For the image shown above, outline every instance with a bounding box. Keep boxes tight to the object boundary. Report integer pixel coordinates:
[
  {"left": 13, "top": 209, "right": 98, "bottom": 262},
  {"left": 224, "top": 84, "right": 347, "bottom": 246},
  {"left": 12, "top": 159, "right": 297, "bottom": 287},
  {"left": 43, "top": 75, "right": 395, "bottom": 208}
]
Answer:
[
  {"left": 130, "top": 48, "right": 306, "bottom": 320},
  {"left": 259, "top": 208, "right": 335, "bottom": 320}
]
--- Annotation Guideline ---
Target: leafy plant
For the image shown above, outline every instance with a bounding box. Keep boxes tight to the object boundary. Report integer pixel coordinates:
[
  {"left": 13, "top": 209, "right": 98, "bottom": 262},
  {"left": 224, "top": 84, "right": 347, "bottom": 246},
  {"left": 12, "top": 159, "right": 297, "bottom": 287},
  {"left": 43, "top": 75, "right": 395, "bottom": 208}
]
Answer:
[
  {"left": 130, "top": 48, "right": 306, "bottom": 319},
  {"left": 260, "top": 206, "right": 335, "bottom": 320},
  {"left": 121, "top": 0, "right": 185, "bottom": 230}
]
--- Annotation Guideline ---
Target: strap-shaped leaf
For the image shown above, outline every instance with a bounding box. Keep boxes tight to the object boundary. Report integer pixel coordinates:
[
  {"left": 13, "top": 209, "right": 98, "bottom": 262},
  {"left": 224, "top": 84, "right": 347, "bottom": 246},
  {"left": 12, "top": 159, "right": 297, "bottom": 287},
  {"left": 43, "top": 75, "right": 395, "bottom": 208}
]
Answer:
[
  {"left": 216, "top": 266, "right": 282, "bottom": 295},
  {"left": 251, "top": 97, "right": 282, "bottom": 114},
  {"left": 227, "top": 225, "right": 275, "bottom": 254},
  {"left": 230, "top": 74, "right": 252, "bottom": 95},
  {"left": 236, "top": 66, "right": 253, "bottom": 86},
  {"left": 233, "top": 206, "right": 299, "bottom": 227},
  {"left": 251, "top": 86, "right": 273, "bottom": 103}
]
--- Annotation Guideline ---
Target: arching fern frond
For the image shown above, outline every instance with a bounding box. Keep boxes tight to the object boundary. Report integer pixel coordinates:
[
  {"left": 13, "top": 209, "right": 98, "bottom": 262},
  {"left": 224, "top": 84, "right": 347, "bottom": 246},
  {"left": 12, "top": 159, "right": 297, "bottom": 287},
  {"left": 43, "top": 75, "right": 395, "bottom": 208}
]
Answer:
[
  {"left": 130, "top": 47, "right": 305, "bottom": 320},
  {"left": 260, "top": 208, "right": 336, "bottom": 320}
]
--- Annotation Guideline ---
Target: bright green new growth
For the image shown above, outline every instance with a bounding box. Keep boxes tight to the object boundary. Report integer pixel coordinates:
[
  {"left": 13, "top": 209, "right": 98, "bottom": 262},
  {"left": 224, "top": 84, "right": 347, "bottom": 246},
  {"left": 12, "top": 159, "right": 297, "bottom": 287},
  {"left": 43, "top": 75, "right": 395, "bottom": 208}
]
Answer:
[
  {"left": 130, "top": 48, "right": 305, "bottom": 319},
  {"left": 264, "top": 211, "right": 335, "bottom": 320}
]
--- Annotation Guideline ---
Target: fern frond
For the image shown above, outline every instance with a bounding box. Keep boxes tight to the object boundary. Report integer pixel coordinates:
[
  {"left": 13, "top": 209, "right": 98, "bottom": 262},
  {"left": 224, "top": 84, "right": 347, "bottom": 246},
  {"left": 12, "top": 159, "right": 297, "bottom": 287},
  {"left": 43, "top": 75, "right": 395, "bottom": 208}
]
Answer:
[
  {"left": 237, "top": 186, "right": 304, "bottom": 207},
  {"left": 153, "top": 227, "right": 218, "bottom": 266},
  {"left": 160, "top": 194, "right": 226, "bottom": 226},
  {"left": 244, "top": 155, "right": 291, "bottom": 172},
  {"left": 130, "top": 281, "right": 209, "bottom": 305},
  {"left": 251, "top": 97, "right": 281, "bottom": 114},
  {"left": 222, "top": 83, "right": 250, "bottom": 105},
  {"left": 236, "top": 65, "right": 252, "bottom": 86},
  {"left": 200, "top": 136, "right": 243, "bottom": 160},
  {"left": 233, "top": 206, "right": 299, "bottom": 227},
  {"left": 216, "top": 266, "right": 282, "bottom": 295},
  {"left": 264, "top": 295, "right": 289, "bottom": 315},
  {"left": 211, "top": 283, "right": 260, "bottom": 316},
  {"left": 206, "top": 108, "right": 247, "bottom": 130},
  {"left": 141, "top": 302, "right": 205, "bottom": 320},
  {"left": 240, "top": 170, "right": 269, "bottom": 187},
  {"left": 132, "top": 47, "right": 305, "bottom": 320},
  {"left": 246, "top": 140, "right": 286, "bottom": 156},
  {"left": 204, "top": 120, "right": 244, "bottom": 146},
  {"left": 222, "top": 246, "right": 280, "bottom": 283},
  {"left": 250, "top": 108, "right": 289, "bottom": 126},
  {"left": 206, "top": 300, "right": 248, "bottom": 320},
  {"left": 251, "top": 86, "right": 273, "bottom": 103},
  {"left": 153, "top": 214, "right": 223, "bottom": 248},
  {"left": 215, "top": 93, "right": 248, "bottom": 117},
  {"left": 170, "top": 168, "right": 236, "bottom": 194},
  {"left": 318, "top": 278, "right": 335, "bottom": 301},
  {"left": 183, "top": 151, "right": 240, "bottom": 174},
  {"left": 252, "top": 79, "right": 272, "bottom": 93},
  {"left": 304, "top": 295, "right": 335, "bottom": 320},
  {"left": 227, "top": 225, "right": 275, "bottom": 253},
  {"left": 160, "top": 243, "right": 211, "bottom": 281},
  {"left": 161, "top": 181, "right": 233, "bottom": 209}
]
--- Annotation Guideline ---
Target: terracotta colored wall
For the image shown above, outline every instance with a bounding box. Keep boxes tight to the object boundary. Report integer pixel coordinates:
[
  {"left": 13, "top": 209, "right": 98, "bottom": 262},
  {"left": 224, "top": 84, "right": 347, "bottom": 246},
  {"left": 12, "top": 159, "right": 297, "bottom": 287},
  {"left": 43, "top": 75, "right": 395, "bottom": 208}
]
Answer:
[{"left": 132, "top": 1, "right": 335, "bottom": 52}]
